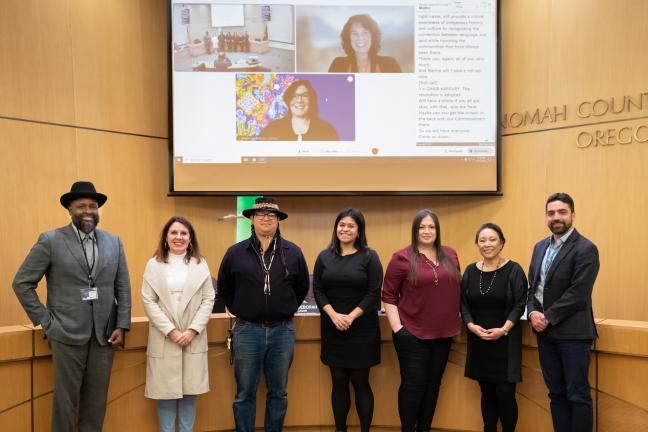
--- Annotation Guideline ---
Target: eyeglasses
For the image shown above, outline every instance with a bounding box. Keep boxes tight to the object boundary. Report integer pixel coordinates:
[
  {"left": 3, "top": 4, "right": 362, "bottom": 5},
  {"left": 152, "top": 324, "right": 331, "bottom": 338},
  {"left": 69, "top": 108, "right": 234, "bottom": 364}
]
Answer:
[
  {"left": 291, "top": 92, "right": 310, "bottom": 101},
  {"left": 254, "top": 212, "right": 278, "bottom": 220}
]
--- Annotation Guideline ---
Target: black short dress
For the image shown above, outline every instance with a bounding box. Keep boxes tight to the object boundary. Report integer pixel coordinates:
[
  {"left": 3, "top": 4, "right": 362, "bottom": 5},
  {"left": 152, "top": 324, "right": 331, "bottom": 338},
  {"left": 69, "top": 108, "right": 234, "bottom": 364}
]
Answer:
[{"left": 313, "top": 248, "right": 384, "bottom": 368}]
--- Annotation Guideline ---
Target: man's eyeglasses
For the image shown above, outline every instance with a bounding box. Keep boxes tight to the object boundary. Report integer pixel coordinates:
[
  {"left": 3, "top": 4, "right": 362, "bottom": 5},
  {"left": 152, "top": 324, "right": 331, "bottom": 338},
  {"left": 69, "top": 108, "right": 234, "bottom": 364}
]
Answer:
[{"left": 254, "top": 212, "right": 278, "bottom": 220}]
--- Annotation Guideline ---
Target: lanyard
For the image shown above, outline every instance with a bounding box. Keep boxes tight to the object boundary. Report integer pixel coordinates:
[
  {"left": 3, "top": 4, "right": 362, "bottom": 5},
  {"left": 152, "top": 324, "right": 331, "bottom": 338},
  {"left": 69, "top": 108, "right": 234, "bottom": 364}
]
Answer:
[
  {"left": 76, "top": 229, "right": 96, "bottom": 284},
  {"left": 253, "top": 238, "right": 276, "bottom": 295}
]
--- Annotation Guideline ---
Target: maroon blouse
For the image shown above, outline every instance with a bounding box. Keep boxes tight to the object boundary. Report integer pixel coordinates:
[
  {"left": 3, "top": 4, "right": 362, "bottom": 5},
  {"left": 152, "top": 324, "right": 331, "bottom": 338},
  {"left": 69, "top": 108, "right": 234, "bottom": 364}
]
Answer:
[{"left": 382, "top": 246, "right": 461, "bottom": 340}]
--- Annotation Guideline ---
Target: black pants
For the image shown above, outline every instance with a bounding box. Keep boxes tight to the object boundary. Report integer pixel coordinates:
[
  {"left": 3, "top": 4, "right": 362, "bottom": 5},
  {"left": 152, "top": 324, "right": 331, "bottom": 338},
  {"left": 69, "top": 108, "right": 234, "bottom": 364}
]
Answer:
[
  {"left": 478, "top": 381, "right": 518, "bottom": 432},
  {"left": 393, "top": 328, "right": 452, "bottom": 432},
  {"left": 329, "top": 366, "right": 374, "bottom": 432}
]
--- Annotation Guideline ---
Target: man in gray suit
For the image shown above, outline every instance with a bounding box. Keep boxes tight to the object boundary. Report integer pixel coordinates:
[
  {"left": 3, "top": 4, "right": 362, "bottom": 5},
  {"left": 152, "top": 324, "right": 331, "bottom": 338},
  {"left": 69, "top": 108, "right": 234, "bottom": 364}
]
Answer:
[{"left": 13, "top": 181, "right": 131, "bottom": 432}]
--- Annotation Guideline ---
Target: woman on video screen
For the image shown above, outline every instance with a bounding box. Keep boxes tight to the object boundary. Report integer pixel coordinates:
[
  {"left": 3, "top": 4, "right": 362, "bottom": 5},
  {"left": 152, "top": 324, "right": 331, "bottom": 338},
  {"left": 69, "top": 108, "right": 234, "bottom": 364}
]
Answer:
[
  {"left": 260, "top": 79, "right": 339, "bottom": 141},
  {"left": 329, "top": 14, "right": 402, "bottom": 73}
]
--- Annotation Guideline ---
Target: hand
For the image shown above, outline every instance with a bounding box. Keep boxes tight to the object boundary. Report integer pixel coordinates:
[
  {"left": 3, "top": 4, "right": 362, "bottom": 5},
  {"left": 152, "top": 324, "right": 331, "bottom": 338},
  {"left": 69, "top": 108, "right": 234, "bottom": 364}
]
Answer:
[
  {"left": 529, "top": 312, "right": 549, "bottom": 332},
  {"left": 467, "top": 323, "right": 490, "bottom": 339},
  {"left": 392, "top": 324, "right": 404, "bottom": 334},
  {"left": 168, "top": 329, "right": 184, "bottom": 346},
  {"left": 329, "top": 311, "right": 350, "bottom": 331},
  {"left": 481, "top": 327, "right": 506, "bottom": 341},
  {"left": 177, "top": 330, "right": 197, "bottom": 347},
  {"left": 340, "top": 314, "right": 355, "bottom": 328},
  {"left": 108, "top": 328, "right": 124, "bottom": 348}
]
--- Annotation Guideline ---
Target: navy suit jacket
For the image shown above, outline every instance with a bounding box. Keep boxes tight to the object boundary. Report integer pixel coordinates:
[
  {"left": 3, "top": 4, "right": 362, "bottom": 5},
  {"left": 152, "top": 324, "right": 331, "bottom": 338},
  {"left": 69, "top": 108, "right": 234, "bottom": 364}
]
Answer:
[{"left": 526, "top": 229, "right": 599, "bottom": 340}]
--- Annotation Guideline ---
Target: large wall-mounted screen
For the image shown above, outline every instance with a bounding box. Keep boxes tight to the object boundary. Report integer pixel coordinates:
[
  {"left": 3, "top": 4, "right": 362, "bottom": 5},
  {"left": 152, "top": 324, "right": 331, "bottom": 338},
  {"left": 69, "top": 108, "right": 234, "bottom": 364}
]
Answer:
[{"left": 169, "top": 0, "right": 500, "bottom": 194}]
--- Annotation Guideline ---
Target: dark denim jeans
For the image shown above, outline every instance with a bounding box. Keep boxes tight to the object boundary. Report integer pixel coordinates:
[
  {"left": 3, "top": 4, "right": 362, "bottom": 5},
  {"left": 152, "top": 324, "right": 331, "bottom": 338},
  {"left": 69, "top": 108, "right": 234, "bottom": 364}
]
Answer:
[
  {"left": 537, "top": 335, "right": 593, "bottom": 432},
  {"left": 392, "top": 328, "right": 452, "bottom": 432},
  {"left": 232, "top": 319, "right": 295, "bottom": 432}
]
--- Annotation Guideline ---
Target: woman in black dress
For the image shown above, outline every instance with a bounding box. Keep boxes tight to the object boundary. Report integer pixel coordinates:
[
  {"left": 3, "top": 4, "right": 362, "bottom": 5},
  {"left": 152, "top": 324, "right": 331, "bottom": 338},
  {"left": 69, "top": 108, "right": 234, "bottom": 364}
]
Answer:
[
  {"left": 460, "top": 223, "right": 528, "bottom": 432},
  {"left": 313, "top": 208, "right": 383, "bottom": 432}
]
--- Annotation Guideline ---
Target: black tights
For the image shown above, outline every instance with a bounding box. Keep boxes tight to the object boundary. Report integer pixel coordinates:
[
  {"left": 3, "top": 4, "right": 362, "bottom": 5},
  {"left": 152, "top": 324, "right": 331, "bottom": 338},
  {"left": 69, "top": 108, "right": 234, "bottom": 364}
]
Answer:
[
  {"left": 330, "top": 366, "right": 374, "bottom": 432},
  {"left": 478, "top": 381, "right": 518, "bottom": 432}
]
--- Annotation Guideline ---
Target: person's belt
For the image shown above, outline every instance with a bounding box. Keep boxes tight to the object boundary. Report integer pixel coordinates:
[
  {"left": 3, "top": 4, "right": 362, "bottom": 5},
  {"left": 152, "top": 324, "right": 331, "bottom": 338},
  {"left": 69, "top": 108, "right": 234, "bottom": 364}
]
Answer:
[{"left": 235, "top": 318, "right": 287, "bottom": 328}]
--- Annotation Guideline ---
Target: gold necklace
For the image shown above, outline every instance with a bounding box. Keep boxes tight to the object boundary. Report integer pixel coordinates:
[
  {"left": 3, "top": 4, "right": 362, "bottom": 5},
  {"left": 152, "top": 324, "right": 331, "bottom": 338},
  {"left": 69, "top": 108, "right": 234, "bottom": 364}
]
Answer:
[{"left": 423, "top": 255, "right": 439, "bottom": 286}]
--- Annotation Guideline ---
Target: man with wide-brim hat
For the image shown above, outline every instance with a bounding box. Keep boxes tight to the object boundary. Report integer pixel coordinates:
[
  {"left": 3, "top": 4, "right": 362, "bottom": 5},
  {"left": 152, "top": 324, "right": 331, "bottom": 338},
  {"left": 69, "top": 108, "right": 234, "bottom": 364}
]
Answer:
[
  {"left": 217, "top": 196, "right": 309, "bottom": 432},
  {"left": 13, "top": 181, "right": 131, "bottom": 432}
]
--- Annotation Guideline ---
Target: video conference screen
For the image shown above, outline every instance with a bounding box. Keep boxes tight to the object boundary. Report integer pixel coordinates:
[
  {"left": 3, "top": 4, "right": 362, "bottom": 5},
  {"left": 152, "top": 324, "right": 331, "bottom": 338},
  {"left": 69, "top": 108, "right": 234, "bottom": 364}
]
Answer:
[{"left": 169, "top": 0, "right": 500, "bottom": 194}]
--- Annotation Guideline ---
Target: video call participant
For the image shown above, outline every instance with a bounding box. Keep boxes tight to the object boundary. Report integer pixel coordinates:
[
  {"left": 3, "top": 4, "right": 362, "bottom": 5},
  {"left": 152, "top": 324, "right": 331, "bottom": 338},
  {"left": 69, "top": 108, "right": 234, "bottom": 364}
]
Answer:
[
  {"left": 313, "top": 208, "right": 383, "bottom": 432},
  {"left": 382, "top": 209, "right": 461, "bottom": 432},
  {"left": 460, "top": 223, "right": 528, "bottom": 432},
  {"left": 260, "top": 79, "right": 339, "bottom": 141},
  {"left": 217, "top": 197, "right": 310, "bottom": 432},
  {"left": 142, "top": 216, "right": 215, "bottom": 432},
  {"left": 13, "top": 181, "right": 131, "bottom": 432},
  {"left": 527, "top": 193, "right": 599, "bottom": 432},
  {"left": 328, "top": 14, "right": 402, "bottom": 73}
]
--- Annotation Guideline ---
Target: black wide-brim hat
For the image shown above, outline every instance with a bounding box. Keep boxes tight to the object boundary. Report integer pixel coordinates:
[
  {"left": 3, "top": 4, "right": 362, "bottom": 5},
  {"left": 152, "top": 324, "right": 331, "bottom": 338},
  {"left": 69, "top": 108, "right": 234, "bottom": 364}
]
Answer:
[
  {"left": 242, "top": 197, "right": 288, "bottom": 220},
  {"left": 60, "top": 181, "right": 108, "bottom": 208}
]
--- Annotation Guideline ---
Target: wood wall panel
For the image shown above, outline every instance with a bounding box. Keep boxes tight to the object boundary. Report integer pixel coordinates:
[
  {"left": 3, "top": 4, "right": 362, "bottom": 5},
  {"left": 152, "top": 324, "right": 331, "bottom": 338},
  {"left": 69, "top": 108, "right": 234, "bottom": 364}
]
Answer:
[
  {"left": 0, "top": 326, "right": 33, "bottom": 361},
  {"left": 0, "top": 360, "right": 31, "bottom": 412},
  {"left": 0, "top": 400, "right": 31, "bottom": 432},
  {"left": 69, "top": 0, "right": 167, "bottom": 137},
  {"left": 0, "top": 0, "right": 76, "bottom": 123}
]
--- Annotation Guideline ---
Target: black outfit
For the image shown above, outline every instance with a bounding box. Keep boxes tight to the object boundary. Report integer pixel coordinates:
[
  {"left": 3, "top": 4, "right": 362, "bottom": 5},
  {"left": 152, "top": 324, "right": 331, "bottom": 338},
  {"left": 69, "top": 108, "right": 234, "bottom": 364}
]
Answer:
[
  {"left": 260, "top": 116, "right": 339, "bottom": 141},
  {"left": 328, "top": 55, "right": 402, "bottom": 73},
  {"left": 313, "top": 248, "right": 383, "bottom": 432},
  {"left": 460, "top": 261, "right": 528, "bottom": 432},
  {"left": 392, "top": 330, "right": 452, "bottom": 432},
  {"left": 313, "top": 248, "right": 383, "bottom": 368},
  {"left": 216, "top": 236, "right": 310, "bottom": 322}
]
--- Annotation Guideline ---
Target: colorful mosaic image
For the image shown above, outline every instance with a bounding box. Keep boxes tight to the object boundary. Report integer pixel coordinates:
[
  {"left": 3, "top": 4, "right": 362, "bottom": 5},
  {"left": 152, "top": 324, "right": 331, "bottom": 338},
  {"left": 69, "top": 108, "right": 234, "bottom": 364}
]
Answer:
[{"left": 236, "top": 73, "right": 297, "bottom": 139}]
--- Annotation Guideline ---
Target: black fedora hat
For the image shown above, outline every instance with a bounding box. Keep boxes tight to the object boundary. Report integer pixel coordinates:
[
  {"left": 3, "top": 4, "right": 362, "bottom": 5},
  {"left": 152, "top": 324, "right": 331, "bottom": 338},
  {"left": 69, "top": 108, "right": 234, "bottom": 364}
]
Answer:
[
  {"left": 242, "top": 197, "right": 288, "bottom": 220},
  {"left": 60, "top": 181, "right": 108, "bottom": 208}
]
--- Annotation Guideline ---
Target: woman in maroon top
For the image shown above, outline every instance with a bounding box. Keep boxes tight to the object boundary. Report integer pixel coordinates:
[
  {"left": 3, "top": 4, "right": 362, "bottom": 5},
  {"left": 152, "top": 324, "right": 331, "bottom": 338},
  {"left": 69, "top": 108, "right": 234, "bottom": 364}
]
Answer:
[{"left": 382, "top": 209, "right": 461, "bottom": 432}]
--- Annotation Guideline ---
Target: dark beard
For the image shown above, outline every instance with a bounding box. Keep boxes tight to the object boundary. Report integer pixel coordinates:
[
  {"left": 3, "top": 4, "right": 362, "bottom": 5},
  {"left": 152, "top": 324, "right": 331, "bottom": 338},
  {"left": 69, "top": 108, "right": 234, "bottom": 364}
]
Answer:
[
  {"left": 549, "top": 220, "right": 571, "bottom": 236},
  {"left": 72, "top": 213, "right": 100, "bottom": 234}
]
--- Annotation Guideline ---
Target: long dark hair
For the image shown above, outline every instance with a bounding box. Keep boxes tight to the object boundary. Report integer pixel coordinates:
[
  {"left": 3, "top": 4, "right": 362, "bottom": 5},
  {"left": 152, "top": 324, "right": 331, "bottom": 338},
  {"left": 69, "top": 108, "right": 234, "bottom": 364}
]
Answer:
[
  {"left": 154, "top": 216, "right": 202, "bottom": 264},
  {"left": 408, "top": 209, "right": 457, "bottom": 285},
  {"left": 328, "top": 208, "right": 368, "bottom": 255}
]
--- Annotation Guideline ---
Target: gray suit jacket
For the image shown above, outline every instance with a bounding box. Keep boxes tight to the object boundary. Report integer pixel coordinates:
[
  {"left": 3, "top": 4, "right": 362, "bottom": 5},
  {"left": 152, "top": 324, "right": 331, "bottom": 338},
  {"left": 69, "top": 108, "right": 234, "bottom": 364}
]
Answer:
[{"left": 13, "top": 224, "right": 131, "bottom": 346}]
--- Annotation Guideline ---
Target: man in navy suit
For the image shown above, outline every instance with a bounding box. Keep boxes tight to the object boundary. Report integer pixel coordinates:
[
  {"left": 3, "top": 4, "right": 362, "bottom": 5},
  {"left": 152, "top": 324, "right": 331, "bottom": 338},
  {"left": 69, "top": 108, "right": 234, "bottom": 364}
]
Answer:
[{"left": 527, "top": 192, "right": 599, "bottom": 432}]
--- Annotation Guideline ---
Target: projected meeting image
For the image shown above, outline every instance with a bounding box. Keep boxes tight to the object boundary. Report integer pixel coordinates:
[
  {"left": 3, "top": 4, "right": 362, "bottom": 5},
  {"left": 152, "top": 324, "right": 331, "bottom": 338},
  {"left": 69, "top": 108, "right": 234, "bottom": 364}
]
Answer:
[
  {"left": 172, "top": 4, "right": 295, "bottom": 73},
  {"left": 296, "top": 5, "right": 415, "bottom": 74},
  {"left": 170, "top": 0, "right": 500, "bottom": 194}
]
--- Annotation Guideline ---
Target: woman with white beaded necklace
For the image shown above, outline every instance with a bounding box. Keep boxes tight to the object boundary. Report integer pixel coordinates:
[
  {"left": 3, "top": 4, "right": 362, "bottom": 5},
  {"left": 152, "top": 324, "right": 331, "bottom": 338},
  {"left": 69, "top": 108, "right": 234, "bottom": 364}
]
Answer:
[
  {"left": 142, "top": 216, "right": 215, "bottom": 432},
  {"left": 460, "top": 223, "right": 528, "bottom": 432}
]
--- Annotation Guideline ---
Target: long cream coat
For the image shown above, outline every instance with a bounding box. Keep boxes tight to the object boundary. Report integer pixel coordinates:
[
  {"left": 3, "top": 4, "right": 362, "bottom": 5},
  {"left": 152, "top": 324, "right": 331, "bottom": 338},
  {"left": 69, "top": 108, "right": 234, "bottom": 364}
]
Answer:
[{"left": 142, "top": 256, "right": 215, "bottom": 399}]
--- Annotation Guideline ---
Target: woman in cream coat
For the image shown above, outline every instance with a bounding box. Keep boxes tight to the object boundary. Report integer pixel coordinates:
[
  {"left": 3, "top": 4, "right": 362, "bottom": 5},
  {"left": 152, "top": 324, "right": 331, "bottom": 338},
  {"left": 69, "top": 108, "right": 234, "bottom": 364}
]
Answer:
[{"left": 142, "top": 216, "right": 215, "bottom": 432}]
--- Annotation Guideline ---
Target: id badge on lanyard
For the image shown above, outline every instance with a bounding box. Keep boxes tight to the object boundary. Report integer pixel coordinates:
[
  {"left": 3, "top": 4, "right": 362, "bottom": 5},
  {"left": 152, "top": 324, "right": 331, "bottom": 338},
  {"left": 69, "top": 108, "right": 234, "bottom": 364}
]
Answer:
[{"left": 81, "top": 276, "right": 98, "bottom": 301}]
